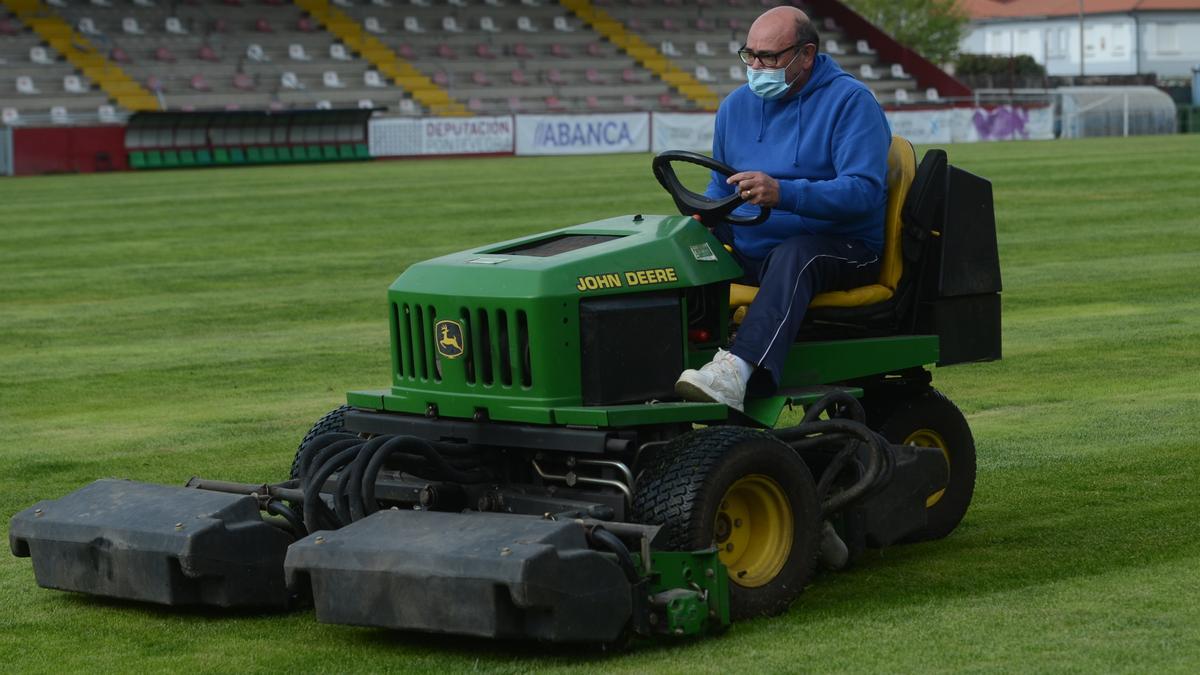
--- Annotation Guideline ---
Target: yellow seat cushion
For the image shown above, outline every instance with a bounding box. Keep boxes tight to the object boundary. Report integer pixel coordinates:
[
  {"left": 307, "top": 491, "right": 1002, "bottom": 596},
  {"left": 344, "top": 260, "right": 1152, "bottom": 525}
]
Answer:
[{"left": 728, "top": 135, "right": 917, "bottom": 314}]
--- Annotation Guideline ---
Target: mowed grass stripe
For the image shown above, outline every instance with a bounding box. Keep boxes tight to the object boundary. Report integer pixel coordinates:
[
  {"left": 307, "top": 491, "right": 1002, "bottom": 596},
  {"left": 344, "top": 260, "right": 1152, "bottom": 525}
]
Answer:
[{"left": 2, "top": 135, "right": 1199, "bottom": 672}]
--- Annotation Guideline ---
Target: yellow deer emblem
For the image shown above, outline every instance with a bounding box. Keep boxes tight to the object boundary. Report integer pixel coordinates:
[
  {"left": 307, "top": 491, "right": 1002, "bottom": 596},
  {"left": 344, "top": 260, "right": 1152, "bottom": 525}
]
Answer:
[{"left": 435, "top": 320, "right": 464, "bottom": 359}]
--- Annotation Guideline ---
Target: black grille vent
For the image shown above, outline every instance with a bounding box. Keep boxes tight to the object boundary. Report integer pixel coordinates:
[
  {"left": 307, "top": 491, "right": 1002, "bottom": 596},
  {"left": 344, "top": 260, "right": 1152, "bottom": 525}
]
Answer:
[{"left": 394, "top": 303, "right": 531, "bottom": 387}]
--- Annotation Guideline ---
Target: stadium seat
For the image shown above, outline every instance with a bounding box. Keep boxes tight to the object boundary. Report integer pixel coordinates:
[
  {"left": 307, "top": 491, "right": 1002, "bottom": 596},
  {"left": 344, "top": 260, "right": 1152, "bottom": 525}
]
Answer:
[
  {"left": 549, "top": 43, "right": 570, "bottom": 58},
  {"left": 891, "top": 64, "right": 912, "bottom": 79},
  {"left": 448, "top": 0, "right": 466, "bottom": 6},
  {"left": 30, "top": 46, "right": 53, "bottom": 64},
  {"left": 332, "top": 0, "right": 352, "bottom": 6},
  {"left": 198, "top": 45, "right": 219, "bottom": 62},
  {"left": 823, "top": 17, "right": 837, "bottom": 31},
  {"left": 661, "top": 41, "right": 681, "bottom": 57},
  {"left": 16, "top": 76, "right": 39, "bottom": 95},
  {"left": 480, "top": 17, "right": 499, "bottom": 32},
  {"left": 586, "top": 42, "right": 605, "bottom": 57},
  {"left": 233, "top": 72, "right": 254, "bottom": 90},
  {"left": 281, "top": 71, "right": 303, "bottom": 89},
  {"left": 522, "top": 0, "right": 543, "bottom": 5},
  {"left": 371, "top": 0, "right": 391, "bottom": 5},
  {"left": 146, "top": 75, "right": 163, "bottom": 91},
  {"left": 695, "top": 40, "right": 713, "bottom": 56},
  {"left": 468, "top": 97, "right": 484, "bottom": 112},
  {"left": 517, "top": 17, "right": 538, "bottom": 32},
  {"left": 211, "top": 18, "right": 228, "bottom": 33},
  {"left": 397, "top": 44, "right": 414, "bottom": 58},
  {"left": 403, "top": 17, "right": 423, "bottom": 33},
  {"left": 585, "top": 68, "right": 606, "bottom": 84},
  {"left": 475, "top": 44, "right": 497, "bottom": 59},
  {"left": 545, "top": 68, "right": 566, "bottom": 84},
  {"left": 658, "top": 93, "right": 673, "bottom": 109},
  {"left": 694, "top": 65, "right": 715, "bottom": 82},
  {"left": 894, "top": 88, "right": 909, "bottom": 103},
  {"left": 364, "top": 17, "right": 385, "bottom": 33},
  {"left": 545, "top": 96, "right": 565, "bottom": 111},
  {"left": 315, "top": 100, "right": 333, "bottom": 110},
  {"left": 122, "top": 17, "right": 144, "bottom": 35},
  {"left": 165, "top": 17, "right": 187, "bottom": 34},
  {"left": 190, "top": 74, "right": 211, "bottom": 91},
  {"left": 357, "top": 99, "right": 373, "bottom": 109},
  {"left": 46, "top": 0, "right": 66, "bottom": 6},
  {"left": 728, "top": 64, "right": 745, "bottom": 81},
  {"left": 585, "top": 95, "right": 600, "bottom": 110},
  {"left": 297, "top": 17, "right": 316, "bottom": 32},
  {"left": 925, "top": 88, "right": 940, "bottom": 102},
  {"left": 255, "top": 18, "right": 273, "bottom": 33},
  {"left": 662, "top": 18, "right": 679, "bottom": 31},
  {"left": 728, "top": 18, "right": 744, "bottom": 31},
  {"left": 856, "top": 39, "right": 876, "bottom": 55},
  {"left": 63, "top": 75, "right": 87, "bottom": 93},
  {"left": 825, "top": 39, "right": 843, "bottom": 54},
  {"left": 510, "top": 69, "right": 529, "bottom": 85},
  {"left": 364, "top": 70, "right": 385, "bottom": 87},
  {"left": 512, "top": 43, "right": 532, "bottom": 58},
  {"left": 728, "top": 40, "right": 740, "bottom": 55},
  {"left": 625, "top": 18, "right": 644, "bottom": 31},
  {"left": 51, "top": 106, "right": 69, "bottom": 124},
  {"left": 622, "top": 94, "right": 638, "bottom": 109},
  {"left": 432, "top": 71, "right": 449, "bottom": 86},
  {"left": 399, "top": 98, "right": 417, "bottom": 114},
  {"left": 435, "top": 43, "right": 457, "bottom": 59},
  {"left": 2, "top": 108, "right": 19, "bottom": 125},
  {"left": 621, "top": 68, "right": 641, "bottom": 83},
  {"left": 506, "top": 96, "right": 522, "bottom": 112},
  {"left": 0, "top": 18, "right": 20, "bottom": 36},
  {"left": 111, "top": 47, "right": 132, "bottom": 63},
  {"left": 443, "top": 17, "right": 463, "bottom": 33},
  {"left": 289, "top": 44, "right": 311, "bottom": 61},
  {"left": 246, "top": 44, "right": 268, "bottom": 61},
  {"left": 77, "top": 18, "right": 100, "bottom": 36},
  {"left": 323, "top": 71, "right": 344, "bottom": 88},
  {"left": 860, "top": 64, "right": 881, "bottom": 79},
  {"left": 472, "top": 70, "right": 491, "bottom": 86},
  {"left": 553, "top": 16, "right": 574, "bottom": 32},
  {"left": 330, "top": 44, "right": 352, "bottom": 60},
  {"left": 98, "top": 105, "right": 117, "bottom": 123}
]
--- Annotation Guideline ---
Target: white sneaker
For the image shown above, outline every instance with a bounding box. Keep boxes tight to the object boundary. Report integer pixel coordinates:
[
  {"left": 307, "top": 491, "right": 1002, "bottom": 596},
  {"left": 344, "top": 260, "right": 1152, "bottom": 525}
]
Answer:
[{"left": 675, "top": 349, "right": 747, "bottom": 411}]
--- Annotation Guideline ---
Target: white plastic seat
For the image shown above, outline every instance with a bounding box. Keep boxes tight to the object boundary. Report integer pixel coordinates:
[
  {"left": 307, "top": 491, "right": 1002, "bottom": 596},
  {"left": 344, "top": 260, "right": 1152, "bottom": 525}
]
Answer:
[
  {"left": 480, "top": 17, "right": 499, "bottom": 32},
  {"left": 694, "top": 65, "right": 715, "bottom": 82},
  {"left": 448, "top": 0, "right": 466, "bottom": 6},
  {"left": 322, "top": 71, "right": 344, "bottom": 88},
  {"left": 694, "top": 40, "right": 712, "bottom": 56},
  {"left": 553, "top": 16, "right": 573, "bottom": 32},
  {"left": 483, "top": 0, "right": 503, "bottom": 6},
  {"left": 727, "top": 40, "right": 740, "bottom": 55},
  {"left": 122, "top": 18, "right": 144, "bottom": 35},
  {"left": 728, "top": 64, "right": 744, "bottom": 81},
  {"left": 16, "top": 76, "right": 38, "bottom": 94},
  {"left": 364, "top": 17, "right": 385, "bottom": 34},
  {"left": 165, "top": 17, "right": 187, "bottom": 35},
  {"left": 894, "top": 88, "right": 909, "bottom": 103},
  {"left": 891, "top": 64, "right": 911, "bottom": 79},
  {"left": 516, "top": 16, "right": 537, "bottom": 32},
  {"left": 2, "top": 108, "right": 20, "bottom": 125},
  {"left": 357, "top": 99, "right": 374, "bottom": 109},
  {"left": 859, "top": 64, "right": 881, "bottom": 80},
  {"left": 246, "top": 44, "right": 268, "bottom": 62},
  {"left": 521, "top": 0, "right": 541, "bottom": 5},
  {"left": 925, "top": 88, "right": 940, "bottom": 102},
  {"left": 30, "top": 46, "right": 54, "bottom": 65},
  {"left": 370, "top": 0, "right": 391, "bottom": 5},
  {"left": 442, "top": 17, "right": 463, "bottom": 33},
  {"left": 330, "top": 44, "right": 351, "bottom": 60},
  {"left": 661, "top": 41, "right": 680, "bottom": 57},
  {"left": 90, "top": 0, "right": 111, "bottom": 6},
  {"left": 364, "top": 70, "right": 385, "bottom": 87},
  {"left": 403, "top": 17, "right": 423, "bottom": 33},
  {"left": 133, "top": 0, "right": 155, "bottom": 7},
  {"left": 97, "top": 104, "right": 117, "bottom": 122},
  {"left": 288, "top": 44, "right": 311, "bottom": 61},
  {"left": 398, "top": 98, "right": 417, "bottom": 114},
  {"left": 410, "top": 0, "right": 430, "bottom": 6},
  {"left": 63, "top": 75, "right": 87, "bottom": 93},
  {"left": 46, "top": 0, "right": 66, "bottom": 6},
  {"left": 825, "top": 39, "right": 843, "bottom": 54},
  {"left": 316, "top": 100, "right": 333, "bottom": 110},
  {"left": 77, "top": 18, "right": 100, "bottom": 35},
  {"left": 856, "top": 39, "right": 876, "bottom": 55},
  {"left": 281, "top": 71, "right": 303, "bottom": 89},
  {"left": 333, "top": 0, "right": 353, "bottom": 6},
  {"left": 50, "top": 106, "right": 69, "bottom": 124}
]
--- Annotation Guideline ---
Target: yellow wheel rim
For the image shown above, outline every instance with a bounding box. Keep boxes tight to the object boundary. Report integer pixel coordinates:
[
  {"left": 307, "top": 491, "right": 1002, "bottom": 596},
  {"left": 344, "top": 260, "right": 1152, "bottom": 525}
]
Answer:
[
  {"left": 714, "top": 474, "right": 792, "bottom": 588},
  {"left": 905, "top": 428, "right": 950, "bottom": 508}
]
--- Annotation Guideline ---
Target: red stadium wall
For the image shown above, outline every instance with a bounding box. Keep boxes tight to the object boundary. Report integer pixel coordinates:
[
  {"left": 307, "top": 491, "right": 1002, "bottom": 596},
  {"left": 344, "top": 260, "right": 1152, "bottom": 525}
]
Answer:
[{"left": 12, "top": 126, "right": 128, "bottom": 176}]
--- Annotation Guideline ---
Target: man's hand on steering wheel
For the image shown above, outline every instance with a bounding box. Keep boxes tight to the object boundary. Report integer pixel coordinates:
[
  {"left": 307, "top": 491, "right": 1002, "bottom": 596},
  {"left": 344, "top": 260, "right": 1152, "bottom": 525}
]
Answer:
[{"left": 727, "top": 171, "right": 781, "bottom": 208}]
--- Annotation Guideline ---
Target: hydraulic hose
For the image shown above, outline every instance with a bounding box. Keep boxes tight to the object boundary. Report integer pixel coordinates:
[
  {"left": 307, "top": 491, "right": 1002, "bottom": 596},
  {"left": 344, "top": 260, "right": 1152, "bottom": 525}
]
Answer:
[{"left": 588, "top": 526, "right": 640, "bottom": 584}]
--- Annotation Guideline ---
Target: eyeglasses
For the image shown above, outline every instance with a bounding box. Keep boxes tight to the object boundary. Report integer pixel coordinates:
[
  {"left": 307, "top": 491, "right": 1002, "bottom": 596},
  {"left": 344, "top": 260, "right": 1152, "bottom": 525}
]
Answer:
[{"left": 737, "top": 43, "right": 804, "bottom": 68}]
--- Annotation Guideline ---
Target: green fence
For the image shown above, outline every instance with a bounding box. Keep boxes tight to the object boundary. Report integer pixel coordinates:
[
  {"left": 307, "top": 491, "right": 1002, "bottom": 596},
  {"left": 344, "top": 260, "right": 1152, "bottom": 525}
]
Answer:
[{"left": 1177, "top": 105, "right": 1200, "bottom": 133}]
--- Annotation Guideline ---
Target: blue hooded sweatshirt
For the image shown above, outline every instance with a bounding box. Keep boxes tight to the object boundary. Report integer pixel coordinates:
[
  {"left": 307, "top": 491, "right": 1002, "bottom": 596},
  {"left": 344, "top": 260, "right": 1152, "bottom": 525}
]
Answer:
[{"left": 706, "top": 54, "right": 891, "bottom": 260}]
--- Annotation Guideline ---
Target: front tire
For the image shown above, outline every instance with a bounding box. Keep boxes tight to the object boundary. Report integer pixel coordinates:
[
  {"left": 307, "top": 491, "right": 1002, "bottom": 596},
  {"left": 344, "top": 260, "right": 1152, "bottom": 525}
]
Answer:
[
  {"left": 632, "top": 427, "right": 821, "bottom": 620},
  {"left": 290, "top": 405, "right": 353, "bottom": 480}
]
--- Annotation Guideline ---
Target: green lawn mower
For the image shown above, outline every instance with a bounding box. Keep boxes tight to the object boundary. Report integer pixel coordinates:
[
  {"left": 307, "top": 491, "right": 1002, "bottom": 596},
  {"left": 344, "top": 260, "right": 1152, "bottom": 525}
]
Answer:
[{"left": 10, "top": 137, "right": 1001, "bottom": 644}]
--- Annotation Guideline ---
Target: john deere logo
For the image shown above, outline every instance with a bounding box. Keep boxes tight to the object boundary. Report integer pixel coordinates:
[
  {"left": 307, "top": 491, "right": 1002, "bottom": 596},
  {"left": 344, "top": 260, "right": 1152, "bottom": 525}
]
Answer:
[{"left": 435, "top": 320, "right": 465, "bottom": 359}]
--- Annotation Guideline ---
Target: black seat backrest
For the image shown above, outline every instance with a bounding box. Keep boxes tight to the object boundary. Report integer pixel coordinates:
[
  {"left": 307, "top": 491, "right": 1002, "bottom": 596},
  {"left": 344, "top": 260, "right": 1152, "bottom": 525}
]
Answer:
[{"left": 900, "top": 149, "right": 948, "bottom": 264}]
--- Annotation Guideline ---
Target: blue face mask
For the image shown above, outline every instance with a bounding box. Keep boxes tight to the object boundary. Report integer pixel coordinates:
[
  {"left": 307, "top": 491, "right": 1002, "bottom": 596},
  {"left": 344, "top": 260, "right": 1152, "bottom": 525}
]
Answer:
[{"left": 746, "top": 66, "right": 795, "bottom": 100}]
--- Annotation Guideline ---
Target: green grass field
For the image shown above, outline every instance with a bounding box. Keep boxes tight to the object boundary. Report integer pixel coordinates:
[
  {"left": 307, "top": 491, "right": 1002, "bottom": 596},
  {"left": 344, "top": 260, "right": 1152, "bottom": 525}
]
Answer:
[{"left": 2, "top": 136, "right": 1199, "bottom": 673}]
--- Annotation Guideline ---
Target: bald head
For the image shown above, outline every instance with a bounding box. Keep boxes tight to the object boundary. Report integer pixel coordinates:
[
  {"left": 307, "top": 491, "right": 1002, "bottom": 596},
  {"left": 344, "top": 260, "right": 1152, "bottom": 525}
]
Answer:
[{"left": 744, "top": 5, "right": 820, "bottom": 95}]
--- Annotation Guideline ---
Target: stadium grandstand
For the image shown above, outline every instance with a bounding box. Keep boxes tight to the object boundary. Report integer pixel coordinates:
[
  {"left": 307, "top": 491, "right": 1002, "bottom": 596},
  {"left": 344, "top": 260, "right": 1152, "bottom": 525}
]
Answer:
[{"left": 1, "top": 0, "right": 965, "bottom": 124}]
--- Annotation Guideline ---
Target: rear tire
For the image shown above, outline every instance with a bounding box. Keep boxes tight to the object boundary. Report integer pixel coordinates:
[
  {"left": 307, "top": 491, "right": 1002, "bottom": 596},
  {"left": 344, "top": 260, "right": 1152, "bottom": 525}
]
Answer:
[
  {"left": 290, "top": 405, "right": 353, "bottom": 480},
  {"left": 877, "top": 389, "right": 976, "bottom": 542},
  {"left": 632, "top": 427, "right": 821, "bottom": 620}
]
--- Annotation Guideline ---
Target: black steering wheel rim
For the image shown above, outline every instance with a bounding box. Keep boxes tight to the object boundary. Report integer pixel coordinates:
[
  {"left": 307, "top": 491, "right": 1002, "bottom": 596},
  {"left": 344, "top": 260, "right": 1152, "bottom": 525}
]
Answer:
[{"left": 652, "top": 150, "right": 770, "bottom": 228}]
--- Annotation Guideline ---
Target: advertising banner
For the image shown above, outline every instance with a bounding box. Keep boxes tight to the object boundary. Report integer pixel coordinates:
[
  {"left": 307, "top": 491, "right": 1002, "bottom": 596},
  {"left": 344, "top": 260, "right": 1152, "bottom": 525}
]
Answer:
[
  {"left": 884, "top": 109, "right": 955, "bottom": 145},
  {"left": 951, "top": 104, "right": 1055, "bottom": 142},
  {"left": 515, "top": 113, "right": 649, "bottom": 155},
  {"left": 651, "top": 112, "right": 716, "bottom": 153},
  {"left": 0, "top": 125, "right": 11, "bottom": 176},
  {"left": 369, "top": 116, "right": 513, "bottom": 157}
]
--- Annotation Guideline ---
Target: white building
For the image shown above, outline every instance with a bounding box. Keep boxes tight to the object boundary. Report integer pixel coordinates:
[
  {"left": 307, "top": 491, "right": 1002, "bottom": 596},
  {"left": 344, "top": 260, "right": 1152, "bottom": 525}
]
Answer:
[{"left": 958, "top": 0, "right": 1200, "bottom": 78}]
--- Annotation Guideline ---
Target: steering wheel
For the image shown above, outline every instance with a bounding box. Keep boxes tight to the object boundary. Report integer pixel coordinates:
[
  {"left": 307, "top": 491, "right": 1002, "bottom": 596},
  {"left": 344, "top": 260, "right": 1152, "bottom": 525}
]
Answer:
[{"left": 652, "top": 150, "right": 770, "bottom": 228}]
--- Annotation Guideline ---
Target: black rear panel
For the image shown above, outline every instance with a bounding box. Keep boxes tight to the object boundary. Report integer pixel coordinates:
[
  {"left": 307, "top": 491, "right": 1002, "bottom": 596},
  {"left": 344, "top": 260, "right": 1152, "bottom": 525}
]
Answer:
[{"left": 580, "top": 292, "right": 682, "bottom": 405}]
